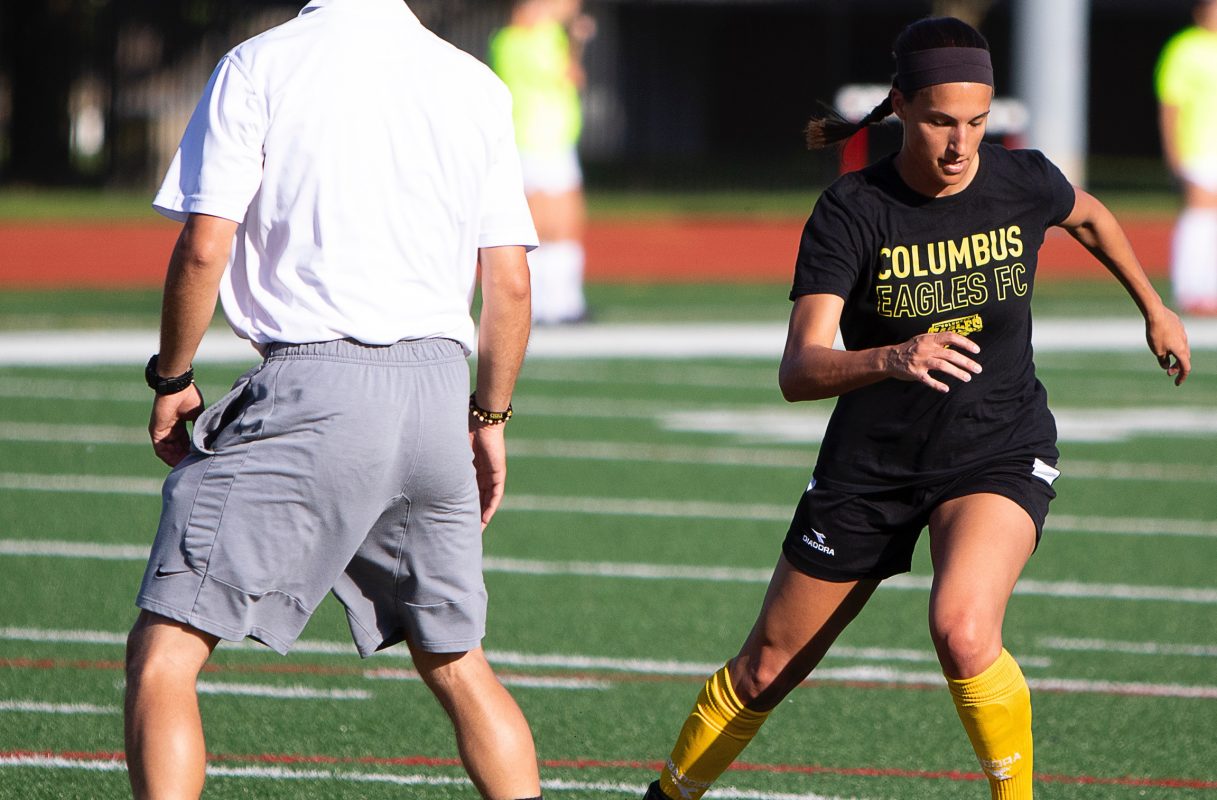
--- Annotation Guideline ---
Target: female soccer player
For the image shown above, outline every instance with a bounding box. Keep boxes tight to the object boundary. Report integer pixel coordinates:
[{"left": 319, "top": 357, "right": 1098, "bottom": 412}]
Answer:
[{"left": 643, "top": 17, "right": 1190, "bottom": 800}]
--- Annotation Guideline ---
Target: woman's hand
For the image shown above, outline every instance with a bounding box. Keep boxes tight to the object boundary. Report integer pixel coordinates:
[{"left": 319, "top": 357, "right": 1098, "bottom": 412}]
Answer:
[
  {"left": 884, "top": 332, "right": 982, "bottom": 393},
  {"left": 1145, "top": 305, "right": 1191, "bottom": 386}
]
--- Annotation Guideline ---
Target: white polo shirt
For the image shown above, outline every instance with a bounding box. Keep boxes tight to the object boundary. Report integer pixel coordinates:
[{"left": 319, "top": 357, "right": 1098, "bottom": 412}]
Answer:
[{"left": 153, "top": 0, "right": 538, "bottom": 352}]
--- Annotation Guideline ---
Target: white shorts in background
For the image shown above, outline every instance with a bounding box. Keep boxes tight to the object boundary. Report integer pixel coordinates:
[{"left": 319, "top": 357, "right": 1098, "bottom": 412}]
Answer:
[
  {"left": 520, "top": 148, "right": 583, "bottom": 194},
  {"left": 1180, "top": 162, "right": 1217, "bottom": 194}
]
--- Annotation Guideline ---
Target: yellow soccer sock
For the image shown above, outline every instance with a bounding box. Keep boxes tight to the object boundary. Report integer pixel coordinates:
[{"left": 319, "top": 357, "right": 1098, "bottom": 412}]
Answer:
[
  {"left": 946, "top": 648, "right": 1034, "bottom": 800},
  {"left": 657, "top": 664, "right": 770, "bottom": 800}
]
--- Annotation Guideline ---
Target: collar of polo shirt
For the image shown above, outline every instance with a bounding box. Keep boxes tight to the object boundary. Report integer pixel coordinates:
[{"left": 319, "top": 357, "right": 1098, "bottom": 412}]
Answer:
[{"left": 299, "top": 0, "right": 421, "bottom": 24}]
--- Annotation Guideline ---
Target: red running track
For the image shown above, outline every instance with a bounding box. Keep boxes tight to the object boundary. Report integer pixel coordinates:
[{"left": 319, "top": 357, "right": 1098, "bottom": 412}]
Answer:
[{"left": 0, "top": 217, "right": 1171, "bottom": 287}]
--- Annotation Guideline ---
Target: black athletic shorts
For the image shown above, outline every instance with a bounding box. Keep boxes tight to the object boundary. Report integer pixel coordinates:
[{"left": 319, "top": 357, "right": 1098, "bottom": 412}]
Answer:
[{"left": 782, "top": 456, "right": 1060, "bottom": 582}]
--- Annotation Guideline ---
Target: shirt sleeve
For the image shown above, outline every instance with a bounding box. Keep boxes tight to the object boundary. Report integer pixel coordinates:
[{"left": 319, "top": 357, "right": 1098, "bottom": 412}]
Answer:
[
  {"left": 477, "top": 85, "right": 539, "bottom": 251},
  {"left": 1030, "top": 150, "right": 1078, "bottom": 227},
  {"left": 152, "top": 55, "right": 268, "bottom": 224},
  {"left": 790, "top": 188, "right": 865, "bottom": 301}
]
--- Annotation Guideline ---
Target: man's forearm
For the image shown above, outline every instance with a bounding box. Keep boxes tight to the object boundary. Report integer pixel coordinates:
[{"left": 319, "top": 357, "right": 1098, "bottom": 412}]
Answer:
[
  {"left": 475, "top": 246, "right": 531, "bottom": 411},
  {"left": 156, "top": 215, "right": 238, "bottom": 376}
]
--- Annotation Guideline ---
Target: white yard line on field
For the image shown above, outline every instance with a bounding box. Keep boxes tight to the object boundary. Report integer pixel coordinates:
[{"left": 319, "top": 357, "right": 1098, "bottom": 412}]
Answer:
[
  {"left": 4, "top": 624, "right": 1017, "bottom": 672},
  {"left": 365, "top": 667, "right": 611, "bottom": 691},
  {"left": 3, "top": 419, "right": 1217, "bottom": 487},
  {"left": 1038, "top": 636, "right": 1217, "bottom": 658},
  {"left": 0, "top": 472, "right": 162, "bottom": 495},
  {"left": 659, "top": 405, "right": 1217, "bottom": 444},
  {"left": 0, "top": 376, "right": 151, "bottom": 402},
  {"left": 7, "top": 626, "right": 1217, "bottom": 699},
  {"left": 501, "top": 495, "right": 1217, "bottom": 538},
  {"left": 0, "top": 700, "right": 117, "bottom": 715},
  {"left": 1063, "top": 460, "right": 1217, "bottom": 483},
  {"left": 0, "top": 538, "right": 152, "bottom": 559},
  {"left": 0, "top": 421, "right": 816, "bottom": 468},
  {"left": 0, "top": 421, "right": 147, "bottom": 445},
  {"left": 481, "top": 647, "right": 1052, "bottom": 672},
  {"left": 522, "top": 362, "right": 778, "bottom": 390},
  {"left": 0, "top": 753, "right": 865, "bottom": 800},
  {"left": 1044, "top": 514, "right": 1217, "bottom": 537},
  {"left": 194, "top": 681, "right": 370, "bottom": 701},
  {"left": 2, "top": 537, "right": 1216, "bottom": 603},
  {"left": 796, "top": 666, "right": 1217, "bottom": 699},
  {"left": 506, "top": 493, "right": 790, "bottom": 522},
  {"left": 3, "top": 318, "right": 1217, "bottom": 365}
]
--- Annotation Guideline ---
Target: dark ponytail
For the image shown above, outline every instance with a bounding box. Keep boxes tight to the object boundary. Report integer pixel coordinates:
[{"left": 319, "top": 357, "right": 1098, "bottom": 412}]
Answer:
[
  {"left": 804, "top": 16, "right": 990, "bottom": 151},
  {"left": 804, "top": 96, "right": 894, "bottom": 150}
]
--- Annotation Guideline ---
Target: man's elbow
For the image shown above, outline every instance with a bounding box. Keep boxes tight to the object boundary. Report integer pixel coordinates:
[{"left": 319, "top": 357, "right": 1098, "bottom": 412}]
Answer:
[
  {"left": 502, "top": 267, "right": 532, "bottom": 304},
  {"left": 174, "top": 219, "right": 237, "bottom": 274}
]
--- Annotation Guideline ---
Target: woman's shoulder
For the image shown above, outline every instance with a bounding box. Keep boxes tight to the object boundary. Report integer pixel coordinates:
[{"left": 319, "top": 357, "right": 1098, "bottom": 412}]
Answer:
[
  {"left": 980, "top": 143, "right": 1061, "bottom": 180},
  {"left": 824, "top": 155, "right": 898, "bottom": 205}
]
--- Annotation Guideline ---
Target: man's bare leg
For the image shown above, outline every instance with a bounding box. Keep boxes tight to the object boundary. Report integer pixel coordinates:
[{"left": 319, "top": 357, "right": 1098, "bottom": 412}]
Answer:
[
  {"left": 411, "top": 645, "right": 542, "bottom": 800},
  {"left": 124, "top": 611, "right": 219, "bottom": 800}
]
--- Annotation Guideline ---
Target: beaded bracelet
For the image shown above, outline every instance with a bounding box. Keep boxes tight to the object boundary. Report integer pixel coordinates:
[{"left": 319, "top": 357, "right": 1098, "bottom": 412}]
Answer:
[{"left": 469, "top": 392, "right": 513, "bottom": 425}]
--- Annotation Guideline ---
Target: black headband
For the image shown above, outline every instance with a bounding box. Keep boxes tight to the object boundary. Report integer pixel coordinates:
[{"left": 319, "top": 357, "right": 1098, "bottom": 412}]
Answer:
[{"left": 895, "top": 47, "right": 994, "bottom": 93}]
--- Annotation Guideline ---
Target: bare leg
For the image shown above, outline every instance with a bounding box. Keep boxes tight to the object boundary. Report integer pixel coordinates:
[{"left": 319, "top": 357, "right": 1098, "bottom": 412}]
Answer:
[
  {"left": 1184, "top": 179, "right": 1217, "bottom": 210},
  {"left": 732, "top": 555, "right": 879, "bottom": 709},
  {"left": 1173, "top": 180, "right": 1217, "bottom": 314},
  {"left": 927, "top": 493, "right": 1036, "bottom": 678},
  {"left": 527, "top": 188, "right": 587, "bottom": 323},
  {"left": 410, "top": 644, "right": 541, "bottom": 800},
  {"left": 124, "top": 611, "right": 219, "bottom": 800},
  {"left": 929, "top": 492, "right": 1039, "bottom": 799},
  {"left": 652, "top": 556, "right": 878, "bottom": 800}
]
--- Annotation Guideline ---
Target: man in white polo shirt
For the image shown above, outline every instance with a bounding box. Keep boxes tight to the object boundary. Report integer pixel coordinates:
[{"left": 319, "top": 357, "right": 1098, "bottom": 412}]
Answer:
[{"left": 123, "top": 2, "right": 543, "bottom": 798}]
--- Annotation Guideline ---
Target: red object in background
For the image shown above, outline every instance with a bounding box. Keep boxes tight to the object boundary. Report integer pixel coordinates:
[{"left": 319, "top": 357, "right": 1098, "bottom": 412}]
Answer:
[
  {"left": 0, "top": 217, "right": 1170, "bottom": 287},
  {"left": 839, "top": 129, "right": 870, "bottom": 175},
  {"left": 0, "top": 222, "right": 180, "bottom": 287}
]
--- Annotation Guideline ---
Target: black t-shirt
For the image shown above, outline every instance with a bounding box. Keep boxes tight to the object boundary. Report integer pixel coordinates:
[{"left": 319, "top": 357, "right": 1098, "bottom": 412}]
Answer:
[{"left": 791, "top": 143, "right": 1075, "bottom": 491}]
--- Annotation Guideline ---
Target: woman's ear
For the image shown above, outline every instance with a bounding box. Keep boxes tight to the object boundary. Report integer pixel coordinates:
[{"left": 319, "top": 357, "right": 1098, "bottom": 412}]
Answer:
[{"left": 890, "top": 88, "right": 907, "bottom": 121}]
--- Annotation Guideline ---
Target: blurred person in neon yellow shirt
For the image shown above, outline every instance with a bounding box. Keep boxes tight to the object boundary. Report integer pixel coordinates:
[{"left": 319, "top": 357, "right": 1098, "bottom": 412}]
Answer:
[
  {"left": 1157, "top": 0, "right": 1217, "bottom": 315},
  {"left": 491, "top": 0, "right": 595, "bottom": 324}
]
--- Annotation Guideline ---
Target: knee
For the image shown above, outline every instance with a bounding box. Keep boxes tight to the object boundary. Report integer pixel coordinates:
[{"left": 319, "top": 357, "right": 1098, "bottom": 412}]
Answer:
[
  {"left": 929, "top": 611, "right": 1001, "bottom": 678},
  {"left": 730, "top": 649, "right": 801, "bottom": 708},
  {"left": 412, "top": 647, "right": 491, "bottom": 700},
  {"left": 124, "top": 616, "right": 210, "bottom": 689}
]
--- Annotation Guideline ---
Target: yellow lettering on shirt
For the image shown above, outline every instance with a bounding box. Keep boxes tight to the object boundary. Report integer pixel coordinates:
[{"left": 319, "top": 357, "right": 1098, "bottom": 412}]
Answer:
[{"left": 872, "top": 225, "right": 1022, "bottom": 320}]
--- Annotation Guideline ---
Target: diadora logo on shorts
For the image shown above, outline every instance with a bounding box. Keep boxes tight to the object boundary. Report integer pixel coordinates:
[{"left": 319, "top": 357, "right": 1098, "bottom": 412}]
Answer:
[
  {"left": 981, "top": 751, "right": 1022, "bottom": 780},
  {"left": 802, "top": 528, "right": 836, "bottom": 557}
]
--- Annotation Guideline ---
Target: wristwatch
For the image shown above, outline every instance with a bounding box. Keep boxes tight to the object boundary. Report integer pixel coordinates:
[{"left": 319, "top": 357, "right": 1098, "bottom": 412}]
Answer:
[{"left": 145, "top": 354, "right": 195, "bottom": 396}]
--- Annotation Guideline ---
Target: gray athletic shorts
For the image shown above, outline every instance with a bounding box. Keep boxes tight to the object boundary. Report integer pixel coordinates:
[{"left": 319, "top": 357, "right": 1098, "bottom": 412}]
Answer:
[{"left": 136, "top": 338, "right": 486, "bottom": 657}]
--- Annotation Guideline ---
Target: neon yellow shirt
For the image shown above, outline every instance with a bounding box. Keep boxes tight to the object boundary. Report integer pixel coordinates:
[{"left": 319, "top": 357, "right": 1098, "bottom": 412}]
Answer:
[
  {"left": 1156, "top": 26, "right": 1217, "bottom": 165},
  {"left": 489, "top": 21, "right": 582, "bottom": 155}
]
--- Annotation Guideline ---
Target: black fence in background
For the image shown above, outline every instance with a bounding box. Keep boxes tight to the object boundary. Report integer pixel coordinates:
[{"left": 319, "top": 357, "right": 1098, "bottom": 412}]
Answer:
[{"left": 0, "top": 0, "right": 1196, "bottom": 191}]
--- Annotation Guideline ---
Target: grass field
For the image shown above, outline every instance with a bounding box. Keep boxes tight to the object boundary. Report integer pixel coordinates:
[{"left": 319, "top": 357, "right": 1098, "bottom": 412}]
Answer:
[{"left": 1, "top": 283, "right": 1215, "bottom": 799}]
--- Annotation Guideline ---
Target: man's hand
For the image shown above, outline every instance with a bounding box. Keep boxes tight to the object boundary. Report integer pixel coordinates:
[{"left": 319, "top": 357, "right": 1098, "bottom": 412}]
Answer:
[
  {"left": 469, "top": 421, "right": 508, "bottom": 530},
  {"left": 149, "top": 385, "right": 204, "bottom": 467}
]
